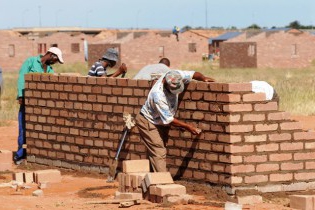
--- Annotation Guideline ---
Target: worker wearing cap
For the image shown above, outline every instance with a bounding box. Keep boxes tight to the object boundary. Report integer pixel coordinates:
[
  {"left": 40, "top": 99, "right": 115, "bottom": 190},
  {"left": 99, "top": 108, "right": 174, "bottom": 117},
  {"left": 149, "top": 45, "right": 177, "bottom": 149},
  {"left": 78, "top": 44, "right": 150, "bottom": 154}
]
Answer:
[
  {"left": 135, "top": 70, "right": 215, "bottom": 172},
  {"left": 88, "top": 48, "right": 127, "bottom": 77},
  {"left": 14, "top": 47, "right": 64, "bottom": 165}
]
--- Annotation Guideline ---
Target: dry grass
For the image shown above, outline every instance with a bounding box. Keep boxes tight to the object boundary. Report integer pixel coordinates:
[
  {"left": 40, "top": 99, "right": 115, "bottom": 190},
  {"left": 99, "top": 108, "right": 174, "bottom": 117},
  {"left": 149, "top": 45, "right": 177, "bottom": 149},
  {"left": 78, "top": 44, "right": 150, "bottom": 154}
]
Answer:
[{"left": 1, "top": 61, "right": 314, "bottom": 126}]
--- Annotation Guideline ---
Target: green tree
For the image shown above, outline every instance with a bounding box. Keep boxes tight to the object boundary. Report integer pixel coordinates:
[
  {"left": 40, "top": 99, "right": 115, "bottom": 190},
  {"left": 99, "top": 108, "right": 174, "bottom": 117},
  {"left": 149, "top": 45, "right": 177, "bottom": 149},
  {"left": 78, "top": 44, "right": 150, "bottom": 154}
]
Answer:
[
  {"left": 247, "top": 24, "right": 261, "bottom": 29},
  {"left": 287, "top": 20, "right": 301, "bottom": 29}
]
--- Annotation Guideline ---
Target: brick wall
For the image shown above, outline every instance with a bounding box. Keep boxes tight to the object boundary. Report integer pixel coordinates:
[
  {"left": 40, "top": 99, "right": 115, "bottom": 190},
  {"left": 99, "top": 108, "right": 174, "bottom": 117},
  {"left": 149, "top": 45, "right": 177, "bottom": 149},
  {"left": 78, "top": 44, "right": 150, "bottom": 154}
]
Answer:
[
  {"left": 220, "top": 42, "right": 257, "bottom": 68},
  {"left": 24, "top": 74, "right": 315, "bottom": 194}
]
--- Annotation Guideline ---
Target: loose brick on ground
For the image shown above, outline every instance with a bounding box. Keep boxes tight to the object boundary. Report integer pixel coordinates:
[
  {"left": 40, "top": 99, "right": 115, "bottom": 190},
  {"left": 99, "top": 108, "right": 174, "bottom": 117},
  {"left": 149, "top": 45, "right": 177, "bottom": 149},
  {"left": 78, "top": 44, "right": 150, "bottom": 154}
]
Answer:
[
  {"left": 122, "top": 159, "right": 150, "bottom": 173},
  {"left": 144, "top": 172, "right": 174, "bottom": 187},
  {"left": 152, "top": 184, "right": 186, "bottom": 197},
  {"left": 34, "top": 169, "right": 61, "bottom": 183},
  {"left": 290, "top": 195, "right": 315, "bottom": 210}
]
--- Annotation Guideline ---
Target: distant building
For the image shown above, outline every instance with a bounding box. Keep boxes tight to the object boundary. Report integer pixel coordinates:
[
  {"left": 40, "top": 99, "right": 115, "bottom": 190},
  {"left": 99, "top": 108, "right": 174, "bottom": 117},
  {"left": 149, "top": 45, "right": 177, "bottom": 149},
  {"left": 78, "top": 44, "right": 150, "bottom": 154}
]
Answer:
[{"left": 219, "top": 29, "right": 315, "bottom": 69}]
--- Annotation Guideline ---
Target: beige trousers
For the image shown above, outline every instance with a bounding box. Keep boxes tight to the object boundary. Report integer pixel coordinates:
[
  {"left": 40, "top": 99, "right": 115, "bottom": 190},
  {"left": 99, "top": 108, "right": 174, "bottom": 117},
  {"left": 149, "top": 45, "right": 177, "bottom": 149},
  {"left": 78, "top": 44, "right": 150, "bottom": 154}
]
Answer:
[{"left": 135, "top": 113, "right": 170, "bottom": 172}]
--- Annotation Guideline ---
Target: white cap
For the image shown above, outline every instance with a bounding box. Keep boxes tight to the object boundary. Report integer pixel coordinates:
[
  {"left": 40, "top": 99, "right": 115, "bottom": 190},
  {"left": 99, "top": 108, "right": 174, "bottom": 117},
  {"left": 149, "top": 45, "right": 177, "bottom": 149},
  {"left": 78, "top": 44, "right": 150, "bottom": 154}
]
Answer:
[{"left": 47, "top": 47, "right": 64, "bottom": 64}]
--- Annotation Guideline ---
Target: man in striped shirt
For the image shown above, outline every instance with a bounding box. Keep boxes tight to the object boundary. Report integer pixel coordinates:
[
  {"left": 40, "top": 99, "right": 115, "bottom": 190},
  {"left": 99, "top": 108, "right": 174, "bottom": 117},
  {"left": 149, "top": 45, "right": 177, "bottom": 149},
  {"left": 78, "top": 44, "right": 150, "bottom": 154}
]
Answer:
[{"left": 88, "top": 48, "right": 127, "bottom": 77}]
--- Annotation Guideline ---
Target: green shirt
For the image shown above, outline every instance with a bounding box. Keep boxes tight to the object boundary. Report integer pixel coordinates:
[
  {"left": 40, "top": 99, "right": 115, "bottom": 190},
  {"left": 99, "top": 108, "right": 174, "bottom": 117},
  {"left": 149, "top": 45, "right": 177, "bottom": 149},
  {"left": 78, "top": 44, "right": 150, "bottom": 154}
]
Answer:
[{"left": 17, "top": 55, "right": 54, "bottom": 98}]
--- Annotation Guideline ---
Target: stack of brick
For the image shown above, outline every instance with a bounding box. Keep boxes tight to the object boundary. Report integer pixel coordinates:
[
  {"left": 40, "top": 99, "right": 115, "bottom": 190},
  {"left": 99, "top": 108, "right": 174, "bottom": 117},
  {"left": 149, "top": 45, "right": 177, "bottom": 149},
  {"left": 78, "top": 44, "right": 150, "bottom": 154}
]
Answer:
[
  {"left": 115, "top": 159, "right": 191, "bottom": 203},
  {"left": 0, "top": 150, "right": 12, "bottom": 171},
  {"left": 12, "top": 169, "right": 62, "bottom": 185}
]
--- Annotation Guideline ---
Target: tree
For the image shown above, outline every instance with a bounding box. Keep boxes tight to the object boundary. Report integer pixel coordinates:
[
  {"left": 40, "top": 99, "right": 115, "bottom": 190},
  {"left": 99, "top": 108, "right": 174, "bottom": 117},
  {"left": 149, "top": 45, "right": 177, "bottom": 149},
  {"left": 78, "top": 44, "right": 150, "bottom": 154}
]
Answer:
[
  {"left": 287, "top": 20, "right": 301, "bottom": 29},
  {"left": 247, "top": 24, "right": 261, "bottom": 29}
]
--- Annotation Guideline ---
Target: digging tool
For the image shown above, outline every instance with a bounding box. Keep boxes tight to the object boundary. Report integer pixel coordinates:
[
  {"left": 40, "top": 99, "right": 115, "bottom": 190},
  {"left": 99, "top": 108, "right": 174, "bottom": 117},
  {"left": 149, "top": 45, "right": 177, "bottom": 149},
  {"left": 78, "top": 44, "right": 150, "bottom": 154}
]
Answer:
[{"left": 107, "top": 113, "right": 135, "bottom": 183}]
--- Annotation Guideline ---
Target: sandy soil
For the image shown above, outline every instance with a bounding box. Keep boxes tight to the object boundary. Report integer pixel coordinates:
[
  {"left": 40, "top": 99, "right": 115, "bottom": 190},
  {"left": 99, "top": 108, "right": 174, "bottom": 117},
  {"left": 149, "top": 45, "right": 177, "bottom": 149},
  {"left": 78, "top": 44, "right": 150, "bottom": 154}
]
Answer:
[{"left": 1, "top": 116, "right": 314, "bottom": 210}]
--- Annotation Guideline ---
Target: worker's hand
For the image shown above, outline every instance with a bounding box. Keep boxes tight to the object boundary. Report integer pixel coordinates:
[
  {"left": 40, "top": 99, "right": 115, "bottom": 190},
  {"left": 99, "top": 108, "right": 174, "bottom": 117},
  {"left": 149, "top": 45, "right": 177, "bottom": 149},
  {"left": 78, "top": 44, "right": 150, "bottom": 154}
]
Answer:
[
  {"left": 186, "top": 125, "right": 202, "bottom": 135},
  {"left": 118, "top": 63, "right": 127, "bottom": 73},
  {"left": 18, "top": 97, "right": 24, "bottom": 105},
  {"left": 203, "top": 76, "right": 215, "bottom": 82}
]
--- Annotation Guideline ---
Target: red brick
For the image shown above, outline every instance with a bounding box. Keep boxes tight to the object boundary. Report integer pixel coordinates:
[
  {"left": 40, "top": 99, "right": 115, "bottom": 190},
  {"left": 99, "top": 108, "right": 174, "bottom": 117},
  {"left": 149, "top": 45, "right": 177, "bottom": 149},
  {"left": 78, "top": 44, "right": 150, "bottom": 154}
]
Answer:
[
  {"left": 281, "top": 162, "right": 303, "bottom": 171},
  {"left": 196, "top": 82, "right": 210, "bottom": 91},
  {"left": 122, "top": 159, "right": 150, "bottom": 173},
  {"left": 294, "top": 152, "right": 315, "bottom": 160},
  {"left": 270, "top": 173, "right": 293, "bottom": 182},
  {"left": 192, "top": 111, "right": 204, "bottom": 120},
  {"left": 209, "top": 83, "right": 223, "bottom": 91},
  {"left": 223, "top": 104, "right": 252, "bottom": 112},
  {"left": 268, "top": 112, "right": 291, "bottom": 121},
  {"left": 244, "top": 155, "right": 267, "bottom": 163},
  {"left": 191, "top": 92, "right": 203, "bottom": 100},
  {"left": 255, "top": 123, "right": 278, "bottom": 132},
  {"left": 230, "top": 164, "right": 255, "bottom": 173},
  {"left": 153, "top": 184, "right": 186, "bottom": 197},
  {"left": 13, "top": 172, "right": 24, "bottom": 182},
  {"left": 227, "top": 145, "right": 255, "bottom": 153},
  {"left": 295, "top": 172, "right": 315, "bottom": 181},
  {"left": 256, "top": 163, "right": 279, "bottom": 172},
  {"left": 269, "top": 153, "right": 292, "bottom": 161},
  {"left": 217, "top": 114, "right": 240, "bottom": 123},
  {"left": 222, "top": 83, "right": 252, "bottom": 92},
  {"left": 290, "top": 195, "right": 315, "bottom": 210},
  {"left": 216, "top": 93, "right": 241, "bottom": 102},
  {"left": 244, "top": 134, "right": 267, "bottom": 143},
  {"left": 280, "top": 142, "right": 303, "bottom": 151},
  {"left": 256, "top": 143, "right": 279, "bottom": 152},
  {"left": 254, "top": 102, "right": 278, "bottom": 111},
  {"left": 35, "top": 169, "right": 62, "bottom": 183},
  {"left": 280, "top": 122, "right": 302, "bottom": 130},
  {"left": 218, "top": 134, "right": 242, "bottom": 143},
  {"left": 243, "top": 92, "right": 266, "bottom": 102},
  {"left": 294, "top": 131, "right": 315, "bottom": 140},
  {"left": 226, "top": 124, "right": 253, "bottom": 133},
  {"left": 244, "top": 175, "right": 268, "bottom": 184},
  {"left": 204, "top": 92, "right": 216, "bottom": 101},
  {"left": 144, "top": 172, "right": 173, "bottom": 187},
  {"left": 243, "top": 113, "right": 265, "bottom": 122},
  {"left": 269, "top": 133, "right": 292, "bottom": 141}
]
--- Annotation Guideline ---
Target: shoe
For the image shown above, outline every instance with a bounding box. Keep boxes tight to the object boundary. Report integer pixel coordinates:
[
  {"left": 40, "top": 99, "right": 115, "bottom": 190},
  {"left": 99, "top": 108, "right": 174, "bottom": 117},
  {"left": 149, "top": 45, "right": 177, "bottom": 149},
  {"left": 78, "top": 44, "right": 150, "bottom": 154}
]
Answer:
[{"left": 14, "top": 156, "right": 25, "bottom": 165}]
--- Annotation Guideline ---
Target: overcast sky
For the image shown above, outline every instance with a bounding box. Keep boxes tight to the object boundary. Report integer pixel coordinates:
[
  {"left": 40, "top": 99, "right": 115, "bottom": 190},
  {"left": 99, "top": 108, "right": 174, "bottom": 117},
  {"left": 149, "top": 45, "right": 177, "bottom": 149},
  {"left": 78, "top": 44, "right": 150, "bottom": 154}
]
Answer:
[{"left": 0, "top": 0, "right": 314, "bottom": 30}]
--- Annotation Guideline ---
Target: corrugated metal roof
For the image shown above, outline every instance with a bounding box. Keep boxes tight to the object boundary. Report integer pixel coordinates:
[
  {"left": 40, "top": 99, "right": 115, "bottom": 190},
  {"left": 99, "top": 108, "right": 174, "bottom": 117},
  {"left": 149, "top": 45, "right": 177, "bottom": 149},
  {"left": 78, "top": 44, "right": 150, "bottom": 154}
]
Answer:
[{"left": 208, "top": 31, "right": 242, "bottom": 44}]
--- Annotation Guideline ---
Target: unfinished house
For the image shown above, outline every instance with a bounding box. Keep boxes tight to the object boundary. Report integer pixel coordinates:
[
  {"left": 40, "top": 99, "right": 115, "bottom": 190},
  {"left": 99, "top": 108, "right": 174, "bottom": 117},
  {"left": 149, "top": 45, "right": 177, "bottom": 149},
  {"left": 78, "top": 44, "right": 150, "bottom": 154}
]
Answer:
[{"left": 220, "top": 29, "right": 315, "bottom": 69}]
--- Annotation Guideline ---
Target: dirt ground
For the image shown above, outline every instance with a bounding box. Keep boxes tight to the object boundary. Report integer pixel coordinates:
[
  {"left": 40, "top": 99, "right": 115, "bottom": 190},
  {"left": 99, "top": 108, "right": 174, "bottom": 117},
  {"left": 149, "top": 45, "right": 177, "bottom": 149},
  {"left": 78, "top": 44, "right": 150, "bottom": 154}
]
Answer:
[{"left": 1, "top": 116, "right": 315, "bottom": 210}]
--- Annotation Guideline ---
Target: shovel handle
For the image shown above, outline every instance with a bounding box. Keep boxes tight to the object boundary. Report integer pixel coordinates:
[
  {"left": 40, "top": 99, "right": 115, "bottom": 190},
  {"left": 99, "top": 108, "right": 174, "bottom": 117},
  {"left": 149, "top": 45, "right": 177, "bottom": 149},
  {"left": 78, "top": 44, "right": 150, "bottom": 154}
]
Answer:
[{"left": 114, "top": 127, "right": 129, "bottom": 160}]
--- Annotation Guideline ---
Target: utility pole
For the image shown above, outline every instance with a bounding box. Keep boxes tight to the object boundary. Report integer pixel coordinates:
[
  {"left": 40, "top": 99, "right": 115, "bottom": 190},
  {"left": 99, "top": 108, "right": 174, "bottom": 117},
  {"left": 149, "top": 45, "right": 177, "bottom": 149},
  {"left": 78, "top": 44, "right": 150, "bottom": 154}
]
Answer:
[
  {"left": 38, "top": 6, "right": 42, "bottom": 27},
  {"left": 205, "top": 0, "right": 208, "bottom": 29}
]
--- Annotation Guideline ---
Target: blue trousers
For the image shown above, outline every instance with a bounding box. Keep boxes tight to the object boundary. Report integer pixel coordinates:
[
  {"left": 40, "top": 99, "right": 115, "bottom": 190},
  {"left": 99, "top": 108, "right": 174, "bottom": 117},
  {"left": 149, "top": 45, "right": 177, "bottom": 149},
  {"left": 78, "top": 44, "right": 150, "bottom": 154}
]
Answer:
[{"left": 15, "top": 104, "right": 26, "bottom": 159}]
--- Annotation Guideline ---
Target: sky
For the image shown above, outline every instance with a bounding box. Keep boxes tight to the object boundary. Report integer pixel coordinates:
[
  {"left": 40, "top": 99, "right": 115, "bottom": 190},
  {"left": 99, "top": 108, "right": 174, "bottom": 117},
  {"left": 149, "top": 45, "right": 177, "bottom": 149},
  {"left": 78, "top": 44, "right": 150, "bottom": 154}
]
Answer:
[{"left": 0, "top": 0, "right": 314, "bottom": 30}]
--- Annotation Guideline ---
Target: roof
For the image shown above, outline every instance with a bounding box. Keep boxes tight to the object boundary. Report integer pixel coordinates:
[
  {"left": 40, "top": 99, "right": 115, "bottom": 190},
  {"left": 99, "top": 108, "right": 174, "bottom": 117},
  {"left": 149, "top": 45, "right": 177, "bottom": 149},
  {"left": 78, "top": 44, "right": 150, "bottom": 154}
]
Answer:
[{"left": 209, "top": 31, "right": 242, "bottom": 44}]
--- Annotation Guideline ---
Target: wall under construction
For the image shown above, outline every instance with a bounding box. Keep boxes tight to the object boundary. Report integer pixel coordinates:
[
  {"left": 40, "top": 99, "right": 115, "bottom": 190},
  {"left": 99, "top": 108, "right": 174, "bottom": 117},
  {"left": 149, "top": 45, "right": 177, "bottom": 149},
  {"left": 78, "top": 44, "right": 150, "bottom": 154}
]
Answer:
[{"left": 24, "top": 74, "right": 315, "bottom": 194}]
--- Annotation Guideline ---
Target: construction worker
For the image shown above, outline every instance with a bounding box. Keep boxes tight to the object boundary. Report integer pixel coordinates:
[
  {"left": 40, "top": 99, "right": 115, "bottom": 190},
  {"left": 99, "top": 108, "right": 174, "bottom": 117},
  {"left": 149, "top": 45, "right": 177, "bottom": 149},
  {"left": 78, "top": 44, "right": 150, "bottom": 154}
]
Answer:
[
  {"left": 88, "top": 48, "right": 127, "bottom": 77},
  {"left": 135, "top": 70, "right": 215, "bottom": 172},
  {"left": 15, "top": 47, "right": 64, "bottom": 165},
  {"left": 133, "top": 58, "right": 171, "bottom": 80},
  {"left": 172, "top": 26, "right": 180, "bottom": 41}
]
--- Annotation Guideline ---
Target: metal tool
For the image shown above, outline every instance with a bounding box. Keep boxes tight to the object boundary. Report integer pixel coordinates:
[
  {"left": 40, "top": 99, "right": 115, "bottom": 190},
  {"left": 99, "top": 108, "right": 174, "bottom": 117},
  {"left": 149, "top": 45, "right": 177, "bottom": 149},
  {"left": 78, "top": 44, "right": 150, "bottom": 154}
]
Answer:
[{"left": 107, "top": 126, "right": 130, "bottom": 182}]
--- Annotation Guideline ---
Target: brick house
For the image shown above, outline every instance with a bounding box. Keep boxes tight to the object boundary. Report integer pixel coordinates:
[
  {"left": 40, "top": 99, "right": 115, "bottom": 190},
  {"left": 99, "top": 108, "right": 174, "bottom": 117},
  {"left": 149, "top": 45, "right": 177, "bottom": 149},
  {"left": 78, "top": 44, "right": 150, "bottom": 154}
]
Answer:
[
  {"left": 220, "top": 29, "right": 315, "bottom": 69},
  {"left": 88, "top": 30, "right": 213, "bottom": 70},
  {"left": 0, "top": 30, "right": 34, "bottom": 71},
  {"left": 0, "top": 28, "right": 101, "bottom": 72}
]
